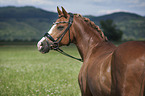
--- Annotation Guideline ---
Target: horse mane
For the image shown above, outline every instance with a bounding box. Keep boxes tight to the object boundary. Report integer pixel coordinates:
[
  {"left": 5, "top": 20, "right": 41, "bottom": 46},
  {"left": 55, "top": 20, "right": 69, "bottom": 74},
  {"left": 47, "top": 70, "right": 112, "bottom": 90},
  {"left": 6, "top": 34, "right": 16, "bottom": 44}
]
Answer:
[{"left": 74, "top": 14, "right": 108, "bottom": 41}]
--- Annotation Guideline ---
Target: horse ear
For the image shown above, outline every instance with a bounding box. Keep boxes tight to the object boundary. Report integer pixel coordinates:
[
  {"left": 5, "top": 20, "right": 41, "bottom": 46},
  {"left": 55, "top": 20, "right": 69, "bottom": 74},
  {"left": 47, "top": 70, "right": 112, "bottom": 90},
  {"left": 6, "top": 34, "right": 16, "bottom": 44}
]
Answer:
[
  {"left": 61, "top": 6, "right": 68, "bottom": 18},
  {"left": 57, "top": 6, "right": 63, "bottom": 16}
]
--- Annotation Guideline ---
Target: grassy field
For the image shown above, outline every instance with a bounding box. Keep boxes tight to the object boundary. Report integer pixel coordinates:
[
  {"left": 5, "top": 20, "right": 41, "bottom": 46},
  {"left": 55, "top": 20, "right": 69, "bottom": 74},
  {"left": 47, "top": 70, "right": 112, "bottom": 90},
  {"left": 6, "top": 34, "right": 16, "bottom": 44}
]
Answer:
[{"left": 0, "top": 45, "right": 82, "bottom": 96}]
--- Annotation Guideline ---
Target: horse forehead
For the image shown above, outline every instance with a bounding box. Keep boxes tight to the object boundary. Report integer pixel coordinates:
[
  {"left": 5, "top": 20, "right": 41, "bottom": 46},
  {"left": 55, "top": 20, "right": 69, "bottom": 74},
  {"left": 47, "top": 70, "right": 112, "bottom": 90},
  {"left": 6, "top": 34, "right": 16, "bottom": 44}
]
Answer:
[{"left": 56, "top": 17, "right": 68, "bottom": 22}]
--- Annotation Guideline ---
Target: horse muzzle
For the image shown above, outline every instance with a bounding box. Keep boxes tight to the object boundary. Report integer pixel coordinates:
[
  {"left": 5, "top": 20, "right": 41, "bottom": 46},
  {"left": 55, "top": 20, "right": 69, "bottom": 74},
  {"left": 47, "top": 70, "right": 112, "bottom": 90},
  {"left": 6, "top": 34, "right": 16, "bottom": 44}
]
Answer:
[{"left": 37, "top": 39, "right": 51, "bottom": 54}]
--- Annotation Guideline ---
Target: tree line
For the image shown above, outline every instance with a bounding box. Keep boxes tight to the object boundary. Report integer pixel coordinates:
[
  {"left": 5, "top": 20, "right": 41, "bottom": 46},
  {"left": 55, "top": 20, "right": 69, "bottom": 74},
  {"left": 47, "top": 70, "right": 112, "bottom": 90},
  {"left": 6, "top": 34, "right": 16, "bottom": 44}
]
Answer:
[{"left": 100, "top": 19, "right": 123, "bottom": 41}]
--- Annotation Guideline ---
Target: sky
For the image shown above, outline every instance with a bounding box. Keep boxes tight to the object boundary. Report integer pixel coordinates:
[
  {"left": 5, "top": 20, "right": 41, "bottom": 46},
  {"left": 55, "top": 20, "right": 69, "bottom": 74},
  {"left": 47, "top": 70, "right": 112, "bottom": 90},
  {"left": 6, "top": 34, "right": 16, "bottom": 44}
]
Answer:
[{"left": 0, "top": 0, "right": 145, "bottom": 16}]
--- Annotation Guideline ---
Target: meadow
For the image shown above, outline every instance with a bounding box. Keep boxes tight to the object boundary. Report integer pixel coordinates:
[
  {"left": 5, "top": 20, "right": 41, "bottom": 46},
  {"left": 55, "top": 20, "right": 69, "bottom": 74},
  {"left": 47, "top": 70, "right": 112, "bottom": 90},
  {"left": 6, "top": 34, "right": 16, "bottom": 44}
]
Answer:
[{"left": 0, "top": 45, "right": 82, "bottom": 96}]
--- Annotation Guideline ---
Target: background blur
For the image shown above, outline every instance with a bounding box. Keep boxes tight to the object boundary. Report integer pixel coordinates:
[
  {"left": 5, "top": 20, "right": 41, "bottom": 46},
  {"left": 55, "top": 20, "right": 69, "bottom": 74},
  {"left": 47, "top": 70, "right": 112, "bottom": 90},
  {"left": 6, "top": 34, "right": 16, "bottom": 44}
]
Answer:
[
  {"left": 1, "top": 0, "right": 145, "bottom": 16},
  {"left": 0, "top": 0, "right": 145, "bottom": 43},
  {"left": 0, "top": 1, "right": 145, "bottom": 96}
]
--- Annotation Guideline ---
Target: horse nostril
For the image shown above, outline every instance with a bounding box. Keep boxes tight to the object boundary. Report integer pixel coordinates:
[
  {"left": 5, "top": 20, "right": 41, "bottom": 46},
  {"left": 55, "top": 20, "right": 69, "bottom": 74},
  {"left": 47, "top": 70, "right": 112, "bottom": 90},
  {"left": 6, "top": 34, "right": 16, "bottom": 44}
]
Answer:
[{"left": 40, "top": 42, "right": 43, "bottom": 46}]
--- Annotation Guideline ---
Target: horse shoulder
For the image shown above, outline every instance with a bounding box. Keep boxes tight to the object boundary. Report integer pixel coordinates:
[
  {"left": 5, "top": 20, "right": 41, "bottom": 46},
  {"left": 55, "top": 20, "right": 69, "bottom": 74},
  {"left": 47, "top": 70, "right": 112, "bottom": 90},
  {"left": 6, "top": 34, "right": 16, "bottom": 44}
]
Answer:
[{"left": 86, "top": 52, "right": 113, "bottom": 95}]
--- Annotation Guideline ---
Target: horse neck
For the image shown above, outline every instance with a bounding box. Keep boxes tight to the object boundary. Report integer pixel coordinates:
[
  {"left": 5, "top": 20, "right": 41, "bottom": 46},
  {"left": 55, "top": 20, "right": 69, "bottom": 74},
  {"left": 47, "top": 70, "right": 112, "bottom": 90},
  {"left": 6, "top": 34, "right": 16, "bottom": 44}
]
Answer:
[{"left": 71, "top": 16, "right": 116, "bottom": 60}]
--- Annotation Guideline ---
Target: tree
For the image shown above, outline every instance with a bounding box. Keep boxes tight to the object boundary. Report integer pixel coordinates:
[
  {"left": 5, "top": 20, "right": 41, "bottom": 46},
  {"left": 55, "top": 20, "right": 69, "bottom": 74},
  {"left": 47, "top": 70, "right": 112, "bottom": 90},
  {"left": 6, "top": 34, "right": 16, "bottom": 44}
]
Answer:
[{"left": 100, "top": 19, "right": 123, "bottom": 41}]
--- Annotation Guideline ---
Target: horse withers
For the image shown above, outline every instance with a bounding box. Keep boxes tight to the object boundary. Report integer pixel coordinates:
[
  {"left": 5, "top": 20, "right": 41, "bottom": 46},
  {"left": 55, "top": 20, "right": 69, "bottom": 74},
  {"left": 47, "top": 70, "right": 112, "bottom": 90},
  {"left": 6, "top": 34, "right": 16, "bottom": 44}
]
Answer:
[{"left": 37, "top": 7, "right": 145, "bottom": 96}]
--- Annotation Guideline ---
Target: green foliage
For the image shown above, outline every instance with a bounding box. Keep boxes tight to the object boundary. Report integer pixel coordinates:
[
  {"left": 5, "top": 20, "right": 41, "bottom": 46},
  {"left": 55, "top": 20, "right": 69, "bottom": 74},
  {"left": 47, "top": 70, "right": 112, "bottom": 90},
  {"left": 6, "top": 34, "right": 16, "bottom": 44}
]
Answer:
[
  {"left": 100, "top": 19, "right": 123, "bottom": 41},
  {"left": 116, "top": 18, "right": 145, "bottom": 40},
  {"left": 0, "top": 45, "right": 82, "bottom": 96},
  {"left": 87, "top": 12, "right": 145, "bottom": 40}
]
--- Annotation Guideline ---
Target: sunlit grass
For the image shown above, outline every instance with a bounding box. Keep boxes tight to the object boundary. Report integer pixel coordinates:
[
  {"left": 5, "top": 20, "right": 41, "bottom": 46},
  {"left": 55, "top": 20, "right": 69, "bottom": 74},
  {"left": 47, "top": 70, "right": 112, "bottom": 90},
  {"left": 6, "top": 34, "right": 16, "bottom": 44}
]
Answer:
[{"left": 0, "top": 45, "right": 82, "bottom": 96}]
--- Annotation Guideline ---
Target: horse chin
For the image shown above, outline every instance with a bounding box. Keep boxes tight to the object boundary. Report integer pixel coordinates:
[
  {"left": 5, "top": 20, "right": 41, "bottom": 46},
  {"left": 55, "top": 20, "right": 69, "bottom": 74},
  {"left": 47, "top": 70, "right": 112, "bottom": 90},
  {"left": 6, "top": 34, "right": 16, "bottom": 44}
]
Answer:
[{"left": 40, "top": 47, "right": 50, "bottom": 54}]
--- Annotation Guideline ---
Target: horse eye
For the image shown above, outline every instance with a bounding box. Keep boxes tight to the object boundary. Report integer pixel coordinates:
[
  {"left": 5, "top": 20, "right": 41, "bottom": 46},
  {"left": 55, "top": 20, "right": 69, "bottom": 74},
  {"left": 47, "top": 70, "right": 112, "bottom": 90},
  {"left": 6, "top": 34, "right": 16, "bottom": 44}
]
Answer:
[{"left": 57, "top": 26, "right": 64, "bottom": 31}]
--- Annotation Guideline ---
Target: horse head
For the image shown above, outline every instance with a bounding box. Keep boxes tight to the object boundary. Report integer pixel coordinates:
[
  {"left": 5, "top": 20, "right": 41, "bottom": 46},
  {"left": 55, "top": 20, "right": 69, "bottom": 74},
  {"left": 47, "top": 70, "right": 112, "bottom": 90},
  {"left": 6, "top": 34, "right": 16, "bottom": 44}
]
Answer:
[{"left": 37, "top": 7, "right": 74, "bottom": 53}]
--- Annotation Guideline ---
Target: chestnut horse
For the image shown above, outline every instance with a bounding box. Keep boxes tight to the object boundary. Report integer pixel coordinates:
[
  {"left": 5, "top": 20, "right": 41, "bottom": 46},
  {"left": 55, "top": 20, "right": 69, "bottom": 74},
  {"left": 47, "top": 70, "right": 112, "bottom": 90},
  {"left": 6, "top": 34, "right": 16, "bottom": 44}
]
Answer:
[{"left": 37, "top": 7, "right": 145, "bottom": 96}]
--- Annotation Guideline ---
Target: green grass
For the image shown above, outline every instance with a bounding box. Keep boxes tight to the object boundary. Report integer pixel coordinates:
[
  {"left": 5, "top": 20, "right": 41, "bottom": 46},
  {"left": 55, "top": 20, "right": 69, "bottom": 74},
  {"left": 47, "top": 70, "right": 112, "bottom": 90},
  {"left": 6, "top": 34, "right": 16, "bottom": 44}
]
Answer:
[{"left": 0, "top": 45, "right": 82, "bottom": 96}]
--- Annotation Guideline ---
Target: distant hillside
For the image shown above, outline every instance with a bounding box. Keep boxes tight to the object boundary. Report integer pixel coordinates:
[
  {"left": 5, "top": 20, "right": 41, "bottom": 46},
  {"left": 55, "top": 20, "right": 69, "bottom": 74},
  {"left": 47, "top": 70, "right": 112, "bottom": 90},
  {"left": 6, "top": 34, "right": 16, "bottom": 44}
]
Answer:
[
  {"left": 0, "top": 6, "right": 58, "bottom": 41},
  {"left": 0, "top": 6, "right": 145, "bottom": 41},
  {"left": 86, "top": 12, "right": 145, "bottom": 40},
  {"left": 0, "top": 6, "right": 57, "bottom": 19}
]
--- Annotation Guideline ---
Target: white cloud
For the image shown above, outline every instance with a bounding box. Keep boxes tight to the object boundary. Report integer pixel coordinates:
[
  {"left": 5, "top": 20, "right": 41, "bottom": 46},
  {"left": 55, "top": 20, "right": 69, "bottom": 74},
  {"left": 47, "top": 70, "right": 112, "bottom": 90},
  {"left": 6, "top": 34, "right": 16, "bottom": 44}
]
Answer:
[
  {"left": 19, "top": 0, "right": 55, "bottom": 6},
  {"left": 96, "top": 9, "right": 129, "bottom": 16},
  {"left": 0, "top": 0, "right": 17, "bottom": 5},
  {"left": 126, "top": 0, "right": 145, "bottom": 8},
  {"left": 139, "top": 2, "right": 145, "bottom": 7},
  {"left": 127, "top": 0, "right": 140, "bottom": 3},
  {"left": 93, "top": 0, "right": 106, "bottom": 2},
  {"left": 129, "top": 2, "right": 145, "bottom": 7},
  {"left": 0, "top": 0, "right": 145, "bottom": 16},
  {"left": 0, "top": 0, "right": 55, "bottom": 6},
  {"left": 106, "top": 9, "right": 129, "bottom": 14}
]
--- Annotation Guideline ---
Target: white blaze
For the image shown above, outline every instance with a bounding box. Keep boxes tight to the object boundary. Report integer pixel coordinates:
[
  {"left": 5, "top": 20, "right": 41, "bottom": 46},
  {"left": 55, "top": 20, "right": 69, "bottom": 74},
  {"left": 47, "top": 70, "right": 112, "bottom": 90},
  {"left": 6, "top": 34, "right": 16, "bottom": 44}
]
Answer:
[
  {"left": 48, "top": 24, "right": 56, "bottom": 34},
  {"left": 37, "top": 24, "right": 56, "bottom": 50}
]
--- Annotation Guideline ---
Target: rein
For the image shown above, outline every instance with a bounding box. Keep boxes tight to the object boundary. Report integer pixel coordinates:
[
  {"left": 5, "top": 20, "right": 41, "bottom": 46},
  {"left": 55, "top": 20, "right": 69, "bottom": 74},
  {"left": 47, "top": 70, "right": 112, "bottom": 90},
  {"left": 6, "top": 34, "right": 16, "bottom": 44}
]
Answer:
[{"left": 44, "top": 13, "right": 83, "bottom": 62}]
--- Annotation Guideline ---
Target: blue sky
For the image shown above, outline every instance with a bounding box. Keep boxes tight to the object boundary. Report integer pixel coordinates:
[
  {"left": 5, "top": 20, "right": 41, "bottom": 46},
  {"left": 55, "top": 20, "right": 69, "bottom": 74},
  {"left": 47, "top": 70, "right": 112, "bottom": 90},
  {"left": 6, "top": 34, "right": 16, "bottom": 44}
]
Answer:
[{"left": 0, "top": 0, "right": 145, "bottom": 16}]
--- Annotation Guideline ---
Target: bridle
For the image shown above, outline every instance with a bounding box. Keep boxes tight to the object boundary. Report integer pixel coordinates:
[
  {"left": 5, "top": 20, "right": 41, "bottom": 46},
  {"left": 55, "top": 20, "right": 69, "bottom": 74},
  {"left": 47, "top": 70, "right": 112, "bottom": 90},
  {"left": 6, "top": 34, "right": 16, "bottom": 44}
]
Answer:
[
  {"left": 43, "top": 13, "right": 83, "bottom": 62},
  {"left": 44, "top": 13, "right": 73, "bottom": 48}
]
